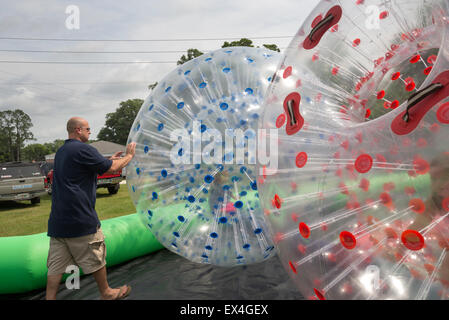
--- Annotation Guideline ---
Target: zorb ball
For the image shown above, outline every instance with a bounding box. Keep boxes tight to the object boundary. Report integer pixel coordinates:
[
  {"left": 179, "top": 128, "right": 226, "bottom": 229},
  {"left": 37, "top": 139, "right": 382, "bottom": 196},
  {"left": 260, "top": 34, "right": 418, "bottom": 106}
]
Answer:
[
  {"left": 258, "top": 0, "right": 449, "bottom": 299},
  {"left": 127, "top": 47, "right": 279, "bottom": 266}
]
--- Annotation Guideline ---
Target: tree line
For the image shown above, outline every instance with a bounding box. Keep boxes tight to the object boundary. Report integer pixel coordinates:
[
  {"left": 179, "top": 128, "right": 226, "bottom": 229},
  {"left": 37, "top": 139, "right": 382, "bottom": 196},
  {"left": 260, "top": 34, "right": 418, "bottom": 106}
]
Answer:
[{"left": 0, "top": 39, "right": 279, "bottom": 163}]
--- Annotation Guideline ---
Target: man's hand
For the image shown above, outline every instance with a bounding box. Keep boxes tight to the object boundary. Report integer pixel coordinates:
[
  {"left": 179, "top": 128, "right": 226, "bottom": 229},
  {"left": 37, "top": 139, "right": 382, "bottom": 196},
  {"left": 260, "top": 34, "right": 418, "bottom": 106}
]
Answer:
[
  {"left": 126, "top": 142, "right": 136, "bottom": 157},
  {"left": 105, "top": 142, "right": 137, "bottom": 175},
  {"left": 110, "top": 151, "right": 124, "bottom": 160}
]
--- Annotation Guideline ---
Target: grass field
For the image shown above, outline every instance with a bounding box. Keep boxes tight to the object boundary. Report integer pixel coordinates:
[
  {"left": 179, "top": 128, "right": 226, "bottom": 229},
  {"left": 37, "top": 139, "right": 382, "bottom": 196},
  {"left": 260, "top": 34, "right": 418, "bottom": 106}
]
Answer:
[{"left": 0, "top": 183, "right": 136, "bottom": 237}]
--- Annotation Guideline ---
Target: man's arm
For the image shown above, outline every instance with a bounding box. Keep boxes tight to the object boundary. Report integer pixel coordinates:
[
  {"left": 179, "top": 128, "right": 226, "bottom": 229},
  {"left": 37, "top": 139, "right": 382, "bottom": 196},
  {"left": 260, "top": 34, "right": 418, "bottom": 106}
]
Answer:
[{"left": 105, "top": 142, "right": 136, "bottom": 174}]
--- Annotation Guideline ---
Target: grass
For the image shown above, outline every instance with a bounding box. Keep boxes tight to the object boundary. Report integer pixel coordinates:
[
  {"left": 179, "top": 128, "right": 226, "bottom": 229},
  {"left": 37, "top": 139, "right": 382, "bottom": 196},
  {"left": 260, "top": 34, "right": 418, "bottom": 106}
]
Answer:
[{"left": 0, "top": 183, "right": 136, "bottom": 237}]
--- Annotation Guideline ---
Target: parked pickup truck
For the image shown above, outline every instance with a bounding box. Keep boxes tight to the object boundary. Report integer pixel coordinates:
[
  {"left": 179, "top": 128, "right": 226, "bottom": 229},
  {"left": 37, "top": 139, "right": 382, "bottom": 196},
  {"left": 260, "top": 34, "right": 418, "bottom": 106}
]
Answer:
[
  {"left": 47, "top": 169, "right": 124, "bottom": 195},
  {"left": 0, "top": 162, "right": 48, "bottom": 204}
]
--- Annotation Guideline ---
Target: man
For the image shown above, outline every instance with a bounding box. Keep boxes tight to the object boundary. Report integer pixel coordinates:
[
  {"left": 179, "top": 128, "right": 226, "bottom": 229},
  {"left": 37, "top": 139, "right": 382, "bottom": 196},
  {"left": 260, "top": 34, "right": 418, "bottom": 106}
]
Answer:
[{"left": 46, "top": 117, "right": 136, "bottom": 300}]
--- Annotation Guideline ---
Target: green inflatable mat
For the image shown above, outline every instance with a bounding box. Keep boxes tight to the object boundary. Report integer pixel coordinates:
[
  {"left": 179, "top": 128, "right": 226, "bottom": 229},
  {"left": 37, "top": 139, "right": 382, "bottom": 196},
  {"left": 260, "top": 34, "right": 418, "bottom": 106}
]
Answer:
[{"left": 0, "top": 213, "right": 164, "bottom": 294}]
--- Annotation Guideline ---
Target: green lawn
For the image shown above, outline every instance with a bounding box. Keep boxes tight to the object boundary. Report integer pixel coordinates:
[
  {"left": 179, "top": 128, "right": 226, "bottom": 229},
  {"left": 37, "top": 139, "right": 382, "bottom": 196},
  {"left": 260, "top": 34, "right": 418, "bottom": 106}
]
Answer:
[{"left": 0, "top": 184, "right": 136, "bottom": 237}]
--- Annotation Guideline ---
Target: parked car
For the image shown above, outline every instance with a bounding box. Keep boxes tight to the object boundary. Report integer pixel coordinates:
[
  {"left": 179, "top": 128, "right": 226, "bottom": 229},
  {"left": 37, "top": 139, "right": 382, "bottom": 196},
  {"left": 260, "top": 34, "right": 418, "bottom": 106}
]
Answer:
[
  {"left": 47, "top": 169, "right": 124, "bottom": 195},
  {"left": 0, "top": 162, "right": 48, "bottom": 204}
]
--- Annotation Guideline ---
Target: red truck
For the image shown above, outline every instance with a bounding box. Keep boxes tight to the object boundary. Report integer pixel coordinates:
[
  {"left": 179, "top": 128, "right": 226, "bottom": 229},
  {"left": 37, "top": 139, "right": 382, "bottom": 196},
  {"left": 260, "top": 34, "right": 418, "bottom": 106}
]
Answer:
[{"left": 46, "top": 169, "right": 124, "bottom": 195}]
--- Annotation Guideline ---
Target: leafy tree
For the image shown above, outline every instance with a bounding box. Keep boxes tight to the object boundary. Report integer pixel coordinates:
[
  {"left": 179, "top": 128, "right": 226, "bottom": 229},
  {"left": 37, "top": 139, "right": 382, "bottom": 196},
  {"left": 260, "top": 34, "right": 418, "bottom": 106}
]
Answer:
[
  {"left": 176, "top": 39, "right": 280, "bottom": 66},
  {"left": 0, "top": 109, "right": 35, "bottom": 162},
  {"left": 222, "top": 38, "right": 254, "bottom": 48},
  {"left": 22, "top": 143, "right": 48, "bottom": 162},
  {"left": 148, "top": 82, "right": 158, "bottom": 91},
  {"left": 177, "top": 48, "right": 204, "bottom": 65},
  {"left": 43, "top": 139, "right": 65, "bottom": 154},
  {"left": 262, "top": 44, "right": 280, "bottom": 52},
  {"left": 97, "top": 99, "right": 143, "bottom": 145}
]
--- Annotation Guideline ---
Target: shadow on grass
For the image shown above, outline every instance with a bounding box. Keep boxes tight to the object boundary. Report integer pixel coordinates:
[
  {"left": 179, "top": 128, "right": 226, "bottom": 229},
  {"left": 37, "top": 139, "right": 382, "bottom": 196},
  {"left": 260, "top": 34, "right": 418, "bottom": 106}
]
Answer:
[{"left": 0, "top": 201, "right": 38, "bottom": 212}]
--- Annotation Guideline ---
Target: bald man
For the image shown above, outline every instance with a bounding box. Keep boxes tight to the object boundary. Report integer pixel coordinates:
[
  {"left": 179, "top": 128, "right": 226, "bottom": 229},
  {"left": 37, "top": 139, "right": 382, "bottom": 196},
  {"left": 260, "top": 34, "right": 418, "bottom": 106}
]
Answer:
[{"left": 46, "top": 117, "right": 136, "bottom": 300}]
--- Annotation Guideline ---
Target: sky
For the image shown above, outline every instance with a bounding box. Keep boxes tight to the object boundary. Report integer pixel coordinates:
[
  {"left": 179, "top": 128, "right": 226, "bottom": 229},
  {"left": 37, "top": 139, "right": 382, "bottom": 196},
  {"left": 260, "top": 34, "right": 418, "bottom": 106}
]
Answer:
[{"left": 0, "top": 0, "right": 320, "bottom": 145}]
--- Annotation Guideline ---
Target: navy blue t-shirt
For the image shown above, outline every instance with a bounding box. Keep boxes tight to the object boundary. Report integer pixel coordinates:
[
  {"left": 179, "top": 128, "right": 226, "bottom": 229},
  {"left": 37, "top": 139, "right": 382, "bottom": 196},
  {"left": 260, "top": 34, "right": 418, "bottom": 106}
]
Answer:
[{"left": 47, "top": 139, "right": 113, "bottom": 238}]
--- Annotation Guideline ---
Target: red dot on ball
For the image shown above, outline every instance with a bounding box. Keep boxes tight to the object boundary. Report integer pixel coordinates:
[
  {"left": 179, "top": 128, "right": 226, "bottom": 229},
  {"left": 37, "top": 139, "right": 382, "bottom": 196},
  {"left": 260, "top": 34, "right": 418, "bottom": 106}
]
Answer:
[
  {"left": 355, "top": 154, "right": 373, "bottom": 173},
  {"left": 296, "top": 152, "right": 308, "bottom": 168},
  {"left": 340, "top": 231, "right": 357, "bottom": 250},
  {"left": 299, "top": 222, "right": 311, "bottom": 239},
  {"left": 401, "top": 230, "right": 425, "bottom": 251}
]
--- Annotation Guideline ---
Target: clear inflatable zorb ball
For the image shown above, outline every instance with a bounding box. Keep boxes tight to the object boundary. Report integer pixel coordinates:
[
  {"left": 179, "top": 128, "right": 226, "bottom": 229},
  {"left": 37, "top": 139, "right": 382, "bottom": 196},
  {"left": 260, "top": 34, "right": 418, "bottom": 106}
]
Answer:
[
  {"left": 127, "top": 47, "right": 280, "bottom": 266},
  {"left": 258, "top": 0, "right": 449, "bottom": 299}
]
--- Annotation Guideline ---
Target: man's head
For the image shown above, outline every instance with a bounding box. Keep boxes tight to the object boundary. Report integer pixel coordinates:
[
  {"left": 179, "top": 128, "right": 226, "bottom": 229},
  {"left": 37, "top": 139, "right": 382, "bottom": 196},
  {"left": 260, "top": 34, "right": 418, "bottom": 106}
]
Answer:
[{"left": 67, "top": 117, "right": 91, "bottom": 143}]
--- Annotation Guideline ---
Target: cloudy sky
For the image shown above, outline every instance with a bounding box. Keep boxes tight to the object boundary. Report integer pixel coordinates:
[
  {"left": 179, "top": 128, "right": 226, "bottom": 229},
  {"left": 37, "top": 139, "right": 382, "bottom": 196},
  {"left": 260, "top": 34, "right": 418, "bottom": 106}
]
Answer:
[{"left": 0, "top": 0, "right": 320, "bottom": 145}]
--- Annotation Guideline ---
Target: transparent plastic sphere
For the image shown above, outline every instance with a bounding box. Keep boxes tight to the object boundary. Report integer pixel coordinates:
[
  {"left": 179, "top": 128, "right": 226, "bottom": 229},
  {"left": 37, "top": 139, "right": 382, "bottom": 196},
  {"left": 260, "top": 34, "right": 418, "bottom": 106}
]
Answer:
[
  {"left": 258, "top": 0, "right": 449, "bottom": 299},
  {"left": 127, "top": 47, "right": 280, "bottom": 266}
]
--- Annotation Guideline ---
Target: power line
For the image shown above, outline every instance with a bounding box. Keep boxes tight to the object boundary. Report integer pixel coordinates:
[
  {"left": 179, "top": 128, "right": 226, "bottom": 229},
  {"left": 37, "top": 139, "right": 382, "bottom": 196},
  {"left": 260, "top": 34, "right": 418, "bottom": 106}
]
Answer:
[
  {"left": 0, "top": 81, "right": 151, "bottom": 85},
  {"left": 0, "top": 49, "right": 195, "bottom": 54},
  {"left": 0, "top": 47, "right": 286, "bottom": 54},
  {"left": 0, "top": 35, "right": 292, "bottom": 42},
  {"left": 0, "top": 60, "right": 177, "bottom": 64}
]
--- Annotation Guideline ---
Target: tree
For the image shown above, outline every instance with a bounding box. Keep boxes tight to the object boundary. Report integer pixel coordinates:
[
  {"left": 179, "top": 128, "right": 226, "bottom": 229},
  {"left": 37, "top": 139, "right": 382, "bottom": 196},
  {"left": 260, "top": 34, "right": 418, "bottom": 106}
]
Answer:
[
  {"left": 97, "top": 99, "right": 143, "bottom": 145},
  {"left": 177, "top": 48, "right": 204, "bottom": 65},
  {"left": 222, "top": 38, "right": 254, "bottom": 48},
  {"left": 0, "top": 109, "right": 35, "bottom": 162},
  {"left": 262, "top": 44, "right": 280, "bottom": 52},
  {"left": 43, "top": 139, "right": 65, "bottom": 154},
  {"left": 148, "top": 82, "right": 158, "bottom": 91},
  {"left": 22, "top": 143, "right": 48, "bottom": 162},
  {"left": 176, "top": 39, "right": 281, "bottom": 66}
]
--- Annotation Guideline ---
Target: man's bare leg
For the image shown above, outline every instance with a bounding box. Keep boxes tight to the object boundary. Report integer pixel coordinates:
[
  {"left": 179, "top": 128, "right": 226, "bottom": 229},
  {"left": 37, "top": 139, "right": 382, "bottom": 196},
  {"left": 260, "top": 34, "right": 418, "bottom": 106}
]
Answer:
[
  {"left": 92, "top": 266, "right": 129, "bottom": 300},
  {"left": 46, "top": 274, "right": 63, "bottom": 300}
]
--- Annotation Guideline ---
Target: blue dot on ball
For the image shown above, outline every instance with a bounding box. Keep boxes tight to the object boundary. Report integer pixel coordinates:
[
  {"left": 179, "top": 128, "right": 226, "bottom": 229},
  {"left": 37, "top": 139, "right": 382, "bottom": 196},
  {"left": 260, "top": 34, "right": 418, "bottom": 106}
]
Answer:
[
  {"left": 220, "top": 102, "right": 229, "bottom": 110},
  {"left": 136, "top": 168, "right": 140, "bottom": 175},
  {"left": 184, "top": 70, "right": 191, "bottom": 75},
  {"left": 205, "top": 245, "right": 213, "bottom": 250},
  {"left": 222, "top": 67, "right": 231, "bottom": 73},
  {"left": 144, "top": 145, "right": 149, "bottom": 154},
  {"left": 234, "top": 200, "right": 243, "bottom": 209},
  {"left": 204, "top": 175, "right": 214, "bottom": 184},
  {"left": 251, "top": 182, "right": 257, "bottom": 190},
  {"left": 173, "top": 231, "right": 180, "bottom": 237},
  {"left": 158, "top": 123, "right": 164, "bottom": 131},
  {"left": 243, "top": 244, "right": 251, "bottom": 250},
  {"left": 177, "top": 102, "right": 185, "bottom": 109},
  {"left": 245, "top": 88, "right": 253, "bottom": 94},
  {"left": 165, "top": 86, "right": 172, "bottom": 93},
  {"left": 187, "top": 195, "right": 195, "bottom": 203},
  {"left": 219, "top": 217, "right": 228, "bottom": 224},
  {"left": 178, "top": 216, "right": 185, "bottom": 222},
  {"left": 178, "top": 148, "right": 183, "bottom": 156},
  {"left": 254, "top": 228, "right": 262, "bottom": 234},
  {"left": 152, "top": 192, "right": 158, "bottom": 200},
  {"left": 200, "top": 124, "right": 207, "bottom": 132},
  {"left": 199, "top": 82, "right": 207, "bottom": 88},
  {"left": 161, "top": 169, "right": 167, "bottom": 178},
  {"left": 210, "top": 232, "right": 218, "bottom": 238}
]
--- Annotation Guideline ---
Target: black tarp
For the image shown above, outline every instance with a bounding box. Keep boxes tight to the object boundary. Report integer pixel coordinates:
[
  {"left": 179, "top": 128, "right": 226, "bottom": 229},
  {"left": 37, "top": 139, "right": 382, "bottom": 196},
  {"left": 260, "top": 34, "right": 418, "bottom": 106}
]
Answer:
[{"left": 8, "top": 249, "right": 303, "bottom": 300}]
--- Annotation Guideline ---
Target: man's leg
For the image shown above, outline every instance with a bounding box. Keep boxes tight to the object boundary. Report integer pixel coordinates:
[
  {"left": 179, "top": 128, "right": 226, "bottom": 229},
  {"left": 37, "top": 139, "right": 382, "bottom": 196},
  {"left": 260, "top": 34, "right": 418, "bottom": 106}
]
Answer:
[
  {"left": 46, "top": 274, "right": 64, "bottom": 300},
  {"left": 92, "top": 266, "right": 130, "bottom": 300}
]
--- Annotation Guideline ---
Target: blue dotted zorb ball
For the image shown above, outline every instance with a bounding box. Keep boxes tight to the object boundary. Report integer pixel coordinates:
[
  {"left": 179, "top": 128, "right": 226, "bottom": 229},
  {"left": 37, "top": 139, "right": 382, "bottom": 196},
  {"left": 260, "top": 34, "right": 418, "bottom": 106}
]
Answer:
[{"left": 127, "top": 47, "right": 280, "bottom": 266}]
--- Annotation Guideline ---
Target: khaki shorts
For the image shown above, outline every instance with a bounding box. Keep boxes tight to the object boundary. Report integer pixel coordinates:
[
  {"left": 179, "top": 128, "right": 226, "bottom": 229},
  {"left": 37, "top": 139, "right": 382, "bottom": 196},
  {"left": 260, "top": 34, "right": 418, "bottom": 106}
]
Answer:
[{"left": 47, "top": 228, "right": 107, "bottom": 276}]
